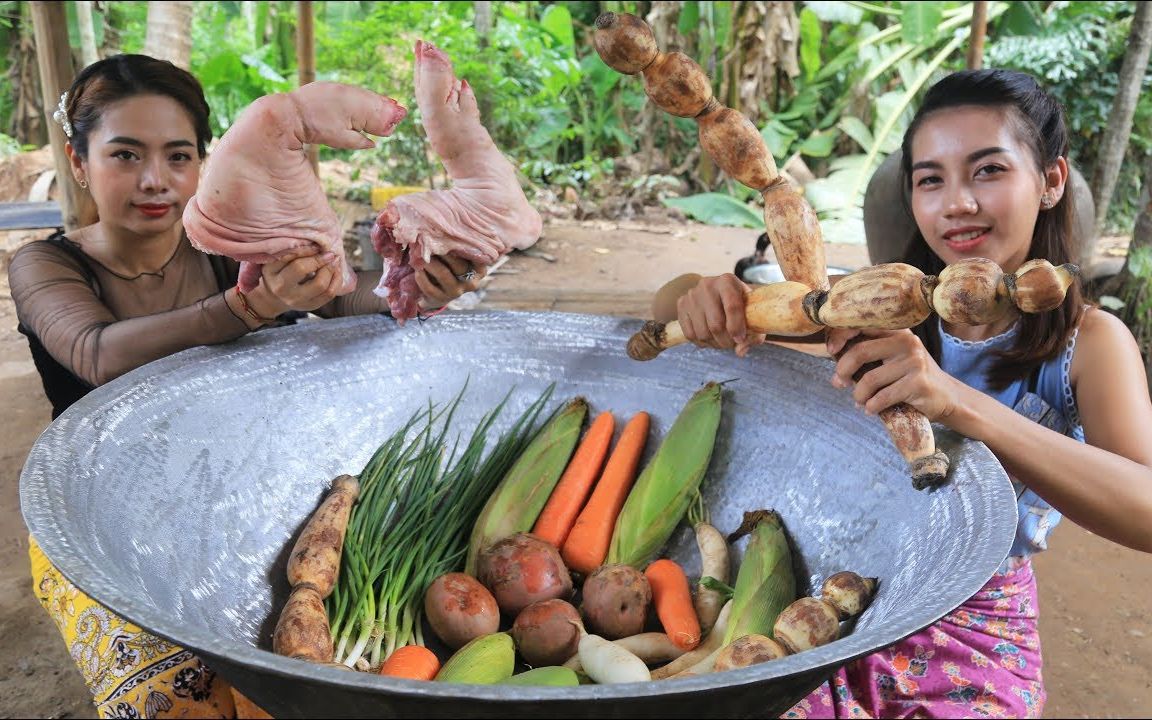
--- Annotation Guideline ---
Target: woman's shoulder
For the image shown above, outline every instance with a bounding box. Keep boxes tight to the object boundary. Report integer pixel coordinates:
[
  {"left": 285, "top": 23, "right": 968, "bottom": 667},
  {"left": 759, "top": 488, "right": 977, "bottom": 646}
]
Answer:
[
  {"left": 1069, "top": 305, "right": 1142, "bottom": 384},
  {"left": 9, "top": 233, "right": 90, "bottom": 274}
]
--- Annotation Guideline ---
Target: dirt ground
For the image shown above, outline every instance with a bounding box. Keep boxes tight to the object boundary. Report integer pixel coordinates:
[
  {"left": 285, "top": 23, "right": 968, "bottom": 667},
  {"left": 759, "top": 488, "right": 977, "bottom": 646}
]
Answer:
[{"left": 1, "top": 191, "right": 1150, "bottom": 717}]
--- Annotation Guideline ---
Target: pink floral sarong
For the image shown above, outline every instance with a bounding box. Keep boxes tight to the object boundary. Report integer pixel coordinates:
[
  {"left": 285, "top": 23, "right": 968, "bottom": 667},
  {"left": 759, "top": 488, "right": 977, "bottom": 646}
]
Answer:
[{"left": 784, "top": 558, "right": 1044, "bottom": 719}]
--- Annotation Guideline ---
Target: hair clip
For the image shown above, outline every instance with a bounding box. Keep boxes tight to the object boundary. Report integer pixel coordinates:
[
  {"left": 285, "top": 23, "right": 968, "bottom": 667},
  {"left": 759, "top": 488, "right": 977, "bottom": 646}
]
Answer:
[{"left": 52, "top": 91, "right": 72, "bottom": 138}]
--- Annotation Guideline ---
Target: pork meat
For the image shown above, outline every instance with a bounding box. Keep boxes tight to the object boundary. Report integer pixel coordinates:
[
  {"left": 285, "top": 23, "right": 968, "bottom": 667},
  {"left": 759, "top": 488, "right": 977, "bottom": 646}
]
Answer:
[
  {"left": 183, "top": 82, "right": 407, "bottom": 293},
  {"left": 371, "top": 40, "right": 543, "bottom": 322}
]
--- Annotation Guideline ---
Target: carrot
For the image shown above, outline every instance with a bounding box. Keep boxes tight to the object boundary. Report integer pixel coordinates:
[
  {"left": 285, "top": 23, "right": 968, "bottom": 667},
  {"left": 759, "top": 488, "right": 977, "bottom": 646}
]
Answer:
[
  {"left": 378, "top": 644, "right": 441, "bottom": 681},
  {"left": 560, "top": 411, "right": 650, "bottom": 575},
  {"left": 644, "top": 558, "right": 701, "bottom": 651},
  {"left": 532, "top": 411, "right": 616, "bottom": 548}
]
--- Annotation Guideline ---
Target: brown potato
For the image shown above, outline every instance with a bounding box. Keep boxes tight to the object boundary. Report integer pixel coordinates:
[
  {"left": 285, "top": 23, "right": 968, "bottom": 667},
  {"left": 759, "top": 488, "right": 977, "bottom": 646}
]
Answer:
[
  {"left": 477, "top": 533, "right": 573, "bottom": 617},
  {"left": 424, "top": 572, "right": 501, "bottom": 649},
  {"left": 580, "top": 563, "right": 651, "bottom": 639},
  {"left": 511, "top": 599, "right": 583, "bottom": 667}
]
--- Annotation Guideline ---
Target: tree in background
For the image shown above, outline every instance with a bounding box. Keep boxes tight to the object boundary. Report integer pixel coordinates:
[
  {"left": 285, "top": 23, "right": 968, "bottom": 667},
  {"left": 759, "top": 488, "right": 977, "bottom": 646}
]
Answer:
[
  {"left": 1089, "top": 2, "right": 1152, "bottom": 240},
  {"left": 143, "top": 0, "right": 193, "bottom": 70}
]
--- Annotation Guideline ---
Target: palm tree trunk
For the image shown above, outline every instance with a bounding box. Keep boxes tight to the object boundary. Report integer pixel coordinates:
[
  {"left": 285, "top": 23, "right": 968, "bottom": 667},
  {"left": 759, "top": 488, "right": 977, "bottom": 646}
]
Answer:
[
  {"left": 75, "top": 1, "right": 100, "bottom": 68},
  {"left": 143, "top": 1, "right": 194, "bottom": 70},
  {"left": 1089, "top": 2, "right": 1152, "bottom": 237}
]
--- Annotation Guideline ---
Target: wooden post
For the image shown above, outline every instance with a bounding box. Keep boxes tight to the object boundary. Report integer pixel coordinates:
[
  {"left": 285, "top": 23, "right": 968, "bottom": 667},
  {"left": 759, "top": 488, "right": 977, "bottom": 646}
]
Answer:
[
  {"left": 297, "top": 0, "right": 318, "bottom": 175},
  {"left": 966, "top": 1, "right": 989, "bottom": 70},
  {"left": 30, "top": 1, "right": 97, "bottom": 231}
]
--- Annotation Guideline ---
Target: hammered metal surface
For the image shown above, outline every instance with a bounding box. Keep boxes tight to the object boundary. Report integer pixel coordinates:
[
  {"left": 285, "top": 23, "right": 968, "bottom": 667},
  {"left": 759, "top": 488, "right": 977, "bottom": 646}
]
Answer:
[{"left": 21, "top": 311, "right": 1017, "bottom": 718}]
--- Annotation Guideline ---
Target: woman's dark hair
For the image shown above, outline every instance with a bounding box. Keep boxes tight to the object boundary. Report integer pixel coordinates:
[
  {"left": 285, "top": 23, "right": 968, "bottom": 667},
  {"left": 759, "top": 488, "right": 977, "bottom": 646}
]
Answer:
[
  {"left": 63, "top": 54, "right": 212, "bottom": 160},
  {"left": 898, "top": 68, "right": 1084, "bottom": 390}
]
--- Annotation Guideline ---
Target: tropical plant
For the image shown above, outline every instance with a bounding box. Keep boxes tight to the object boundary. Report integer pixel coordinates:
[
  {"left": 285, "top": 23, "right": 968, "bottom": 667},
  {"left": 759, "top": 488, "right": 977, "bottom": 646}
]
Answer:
[
  {"left": 985, "top": 0, "right": 1152, "bottom": 234},
  {"left": 666, "top": 1, "right": 1008, "bottom": 242}
]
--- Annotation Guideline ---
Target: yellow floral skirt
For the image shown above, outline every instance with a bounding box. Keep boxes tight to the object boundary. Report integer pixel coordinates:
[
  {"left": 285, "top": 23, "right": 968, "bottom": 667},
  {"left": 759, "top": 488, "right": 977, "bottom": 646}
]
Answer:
[{"left": 28, "top": 536, "right": 250, "bottom": 718}]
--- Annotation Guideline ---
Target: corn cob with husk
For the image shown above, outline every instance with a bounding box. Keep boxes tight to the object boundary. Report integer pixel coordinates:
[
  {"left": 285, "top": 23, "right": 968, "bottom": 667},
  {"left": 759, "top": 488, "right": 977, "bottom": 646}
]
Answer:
[
  {"left": 722, "top": 510, "right": 796, "bottom": 645},
  {"left": 465, "top": 398, "right": 588, "bottom": 575},
  {"left": 434, "top": 632, "right": 516, "bottom": 684},
  {"left": 605, "top": 382, "right": 723, "bottom": 569}
]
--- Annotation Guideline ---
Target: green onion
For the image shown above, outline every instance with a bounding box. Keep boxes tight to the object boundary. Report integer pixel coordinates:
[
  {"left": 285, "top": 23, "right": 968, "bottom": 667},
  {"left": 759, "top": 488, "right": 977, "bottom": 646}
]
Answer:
[{"left": 327, "top": 383, "right": 557, "bottom": 669}]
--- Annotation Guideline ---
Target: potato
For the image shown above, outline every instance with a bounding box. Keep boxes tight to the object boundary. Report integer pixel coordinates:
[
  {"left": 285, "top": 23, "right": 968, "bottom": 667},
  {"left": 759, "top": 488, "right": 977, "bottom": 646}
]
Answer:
[
  {"left": 477, "top": 533, "right": 574, "bottom": 617},
  {"left": 511, "top": 599, "right": 583, "bottom": 667},
  {"left": 424, "top": 572, "right": 501, "bottom": 649},
  {"left": 579, "top": 563, "right": 651, "bottom": 639}
]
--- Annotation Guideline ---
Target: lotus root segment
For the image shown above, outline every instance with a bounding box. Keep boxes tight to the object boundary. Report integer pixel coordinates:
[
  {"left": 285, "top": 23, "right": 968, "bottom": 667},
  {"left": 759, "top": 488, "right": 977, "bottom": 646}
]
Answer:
[
  {"left": 932, "top": 258, "right": 1011, "bottom": 325},
  {"left": 593, "top": 12, "right": 658, "bottom": 74},
  {"left": 809, "top": 263, "right": 933, "bottom": 329},
  {"left": 743, "top": 282, "right": 823, "bottom": 336},
  {"left": 641, "top": 51, "right": 715, "bottom": 118},
  {"left": 1007, "top": 259, "right": 1078, "bottom": 314},
  {"left": 698, "top": 106, "right": 780, "bottom": 190},
  {"left": 761, "top": 183, "right": 830, "bottom": 292},
  {"left": 878, "top": 404, "right": 950, "bottom": 490}
]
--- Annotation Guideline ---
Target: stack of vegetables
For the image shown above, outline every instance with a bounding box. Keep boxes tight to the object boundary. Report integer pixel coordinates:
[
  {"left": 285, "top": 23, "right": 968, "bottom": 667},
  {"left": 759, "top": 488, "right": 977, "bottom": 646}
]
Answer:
[{"left": 276, "top": 381, "right": 878, "bottom": 686}]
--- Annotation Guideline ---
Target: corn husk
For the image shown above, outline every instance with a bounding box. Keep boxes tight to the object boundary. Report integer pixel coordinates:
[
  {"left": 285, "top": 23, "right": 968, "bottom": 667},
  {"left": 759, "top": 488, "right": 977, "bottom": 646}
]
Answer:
[
  {"left": 723, "top": 510, "right": 796, "bottom": 645},
  {"left": 465, "top": 398, "right": 588, "bottom": 575},
  {"left": 434, "top": 632, "right": 515, "bottom": 684},
  {"left": 606, "top": 383, "right": 722, "bottom": 568},
  {"left": 501, "top": 666, "right": 580, "bottom": 686}
]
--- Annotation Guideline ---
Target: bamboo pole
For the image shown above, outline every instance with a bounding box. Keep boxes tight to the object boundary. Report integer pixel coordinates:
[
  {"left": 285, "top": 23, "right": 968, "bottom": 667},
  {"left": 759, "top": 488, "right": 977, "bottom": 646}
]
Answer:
[
  {"left": 30, "top": 1, "right": 97, "bottom": 231},
  {"left": 297, "top": 0, "right": 318, "bottom": 175},
  {"left": 966, "top": 1, "right": 988, "bottom": 70}
]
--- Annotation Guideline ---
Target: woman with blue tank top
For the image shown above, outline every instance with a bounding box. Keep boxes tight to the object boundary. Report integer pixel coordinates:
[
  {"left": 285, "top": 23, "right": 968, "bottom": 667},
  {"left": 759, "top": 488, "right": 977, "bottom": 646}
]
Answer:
[{"left": 651, "top": 68, "right": 1152, "bottom": 718}]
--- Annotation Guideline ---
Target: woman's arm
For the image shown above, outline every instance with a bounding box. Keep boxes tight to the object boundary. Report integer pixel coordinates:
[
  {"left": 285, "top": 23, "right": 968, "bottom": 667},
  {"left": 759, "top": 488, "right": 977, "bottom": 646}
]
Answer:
[
  {"left": 952, "top": 309, "right": 1152, "bottom": 552},
  {"left": 831, "top": 310, "right": 1152, "bottom": 553},
  {"left": 9, "top": 242, "right": 255, "bottom": 386}
]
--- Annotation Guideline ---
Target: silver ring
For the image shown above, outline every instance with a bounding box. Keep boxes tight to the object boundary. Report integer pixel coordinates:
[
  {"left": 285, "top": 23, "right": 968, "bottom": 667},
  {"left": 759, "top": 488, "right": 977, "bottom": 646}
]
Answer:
[{"left": 455, "top": 270, "right": 476, "bottom": 282}]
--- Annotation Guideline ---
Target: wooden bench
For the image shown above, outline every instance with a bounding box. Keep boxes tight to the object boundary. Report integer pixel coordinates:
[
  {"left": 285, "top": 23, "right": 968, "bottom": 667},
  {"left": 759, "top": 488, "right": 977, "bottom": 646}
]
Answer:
[{"left": 0, "top": 201, "right": 64, "bottom": 232}]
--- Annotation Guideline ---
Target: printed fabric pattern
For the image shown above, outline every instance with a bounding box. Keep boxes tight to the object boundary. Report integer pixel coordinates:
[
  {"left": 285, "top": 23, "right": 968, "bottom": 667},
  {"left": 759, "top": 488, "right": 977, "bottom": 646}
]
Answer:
[
  {"left": 783, "top": 559, "right": 1044, "bottom": 719},
  {"left": 29, "top": 537, "right": 237, "bottom": 719}
]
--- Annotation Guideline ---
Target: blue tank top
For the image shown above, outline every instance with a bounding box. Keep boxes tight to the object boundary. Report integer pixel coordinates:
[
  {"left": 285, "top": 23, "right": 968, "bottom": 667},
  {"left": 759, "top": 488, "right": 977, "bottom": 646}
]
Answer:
[{"left": 936, "top": 318, "right": 1084, "bottom": 562}]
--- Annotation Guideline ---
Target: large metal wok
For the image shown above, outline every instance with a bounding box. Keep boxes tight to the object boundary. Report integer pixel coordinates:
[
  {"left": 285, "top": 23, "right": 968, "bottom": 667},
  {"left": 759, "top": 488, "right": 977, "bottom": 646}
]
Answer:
[{"left": 20, "top": 311, "right": 1016, "bottom": 718}]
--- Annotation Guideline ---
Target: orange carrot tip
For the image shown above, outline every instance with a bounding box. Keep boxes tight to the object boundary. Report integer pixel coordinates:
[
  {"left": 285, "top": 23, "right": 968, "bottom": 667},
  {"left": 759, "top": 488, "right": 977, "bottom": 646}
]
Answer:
[
  {"left": 645, "top": 558, "right": 701, "bottom": 652},
  {"left": 379, "top": 644, "right": 441, "bottom": 681}
]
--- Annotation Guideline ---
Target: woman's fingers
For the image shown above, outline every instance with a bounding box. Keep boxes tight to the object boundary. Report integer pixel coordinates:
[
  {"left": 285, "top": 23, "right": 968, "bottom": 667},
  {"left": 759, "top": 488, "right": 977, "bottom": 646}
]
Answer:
[
  {"left": 851, "top": 359, "right": 910, "bottom": 408},
  {"left": 676, "top": 274, "right": 748, "bottom": 350}
]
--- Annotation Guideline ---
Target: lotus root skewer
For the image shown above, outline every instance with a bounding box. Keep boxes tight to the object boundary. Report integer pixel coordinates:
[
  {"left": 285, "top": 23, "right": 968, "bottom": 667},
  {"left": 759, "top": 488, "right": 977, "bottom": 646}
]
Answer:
[{"left": 593, "top": 11, "right": 829, "bottom": 293}]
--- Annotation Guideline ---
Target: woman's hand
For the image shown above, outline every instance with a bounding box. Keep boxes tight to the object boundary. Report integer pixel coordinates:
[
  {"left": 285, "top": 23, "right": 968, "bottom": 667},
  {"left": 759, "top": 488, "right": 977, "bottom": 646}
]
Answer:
[
  {"left": 676, "top": 273, "right": 765, "bottom": 357},
  {"left": 827, "top": 327, "right": 970, "bottom": 422},
  {"left": 415, "top": 254, "right": 487, "bottom": 310},
  {"left": 259, "top": 249, "right": 344, "bottom": 313}
]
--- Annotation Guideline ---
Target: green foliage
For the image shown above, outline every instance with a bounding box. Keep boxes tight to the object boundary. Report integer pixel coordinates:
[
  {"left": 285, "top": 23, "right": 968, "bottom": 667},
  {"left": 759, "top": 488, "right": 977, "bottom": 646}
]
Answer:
[
  {"left": 0, "top": 131, "right": 27, "bottom": 159},
  {"left": 190, "top": 3, "right": 295, "bottom": 137},
  {"left": 662, "top": 193, "right": 763, "bottom": 228},
  {"left": 2, "top": 0, "right": 1145, "bottom": 239},
  {"left": 985, "top": 1, "right": 1152, "bottom": 233}
]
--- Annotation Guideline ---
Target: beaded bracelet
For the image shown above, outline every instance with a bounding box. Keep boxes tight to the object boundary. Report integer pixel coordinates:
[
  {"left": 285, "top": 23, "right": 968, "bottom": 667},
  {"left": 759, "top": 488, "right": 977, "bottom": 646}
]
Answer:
[{"left": 234, "top": 288, "right": 279, "bottom": 326}]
